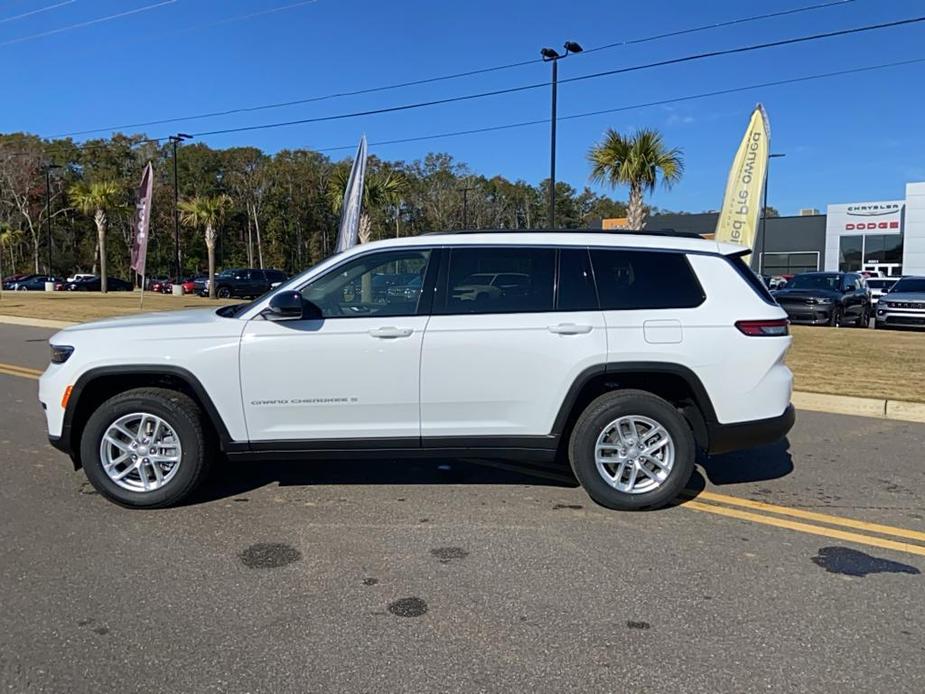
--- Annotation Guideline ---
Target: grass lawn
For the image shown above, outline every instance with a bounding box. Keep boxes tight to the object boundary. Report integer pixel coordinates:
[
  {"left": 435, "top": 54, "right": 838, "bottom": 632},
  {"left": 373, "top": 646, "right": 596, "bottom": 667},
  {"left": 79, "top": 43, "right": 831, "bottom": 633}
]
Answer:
[
  {"left": 1, "top": 293, "right": 923, "bottom": 402},
  {"left": 787, "top": 324, "right": 925, "bottom": 402},
  {"left": 0, "top": 291, "right": 238, "bottom": 323}
]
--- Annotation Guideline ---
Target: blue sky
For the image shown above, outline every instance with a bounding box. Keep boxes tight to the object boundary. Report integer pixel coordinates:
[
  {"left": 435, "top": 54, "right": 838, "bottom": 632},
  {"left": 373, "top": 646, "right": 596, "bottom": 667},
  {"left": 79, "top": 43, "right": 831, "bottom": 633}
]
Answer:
[{"left": 2, "top": 0, "right": 924, "bottom": 214}]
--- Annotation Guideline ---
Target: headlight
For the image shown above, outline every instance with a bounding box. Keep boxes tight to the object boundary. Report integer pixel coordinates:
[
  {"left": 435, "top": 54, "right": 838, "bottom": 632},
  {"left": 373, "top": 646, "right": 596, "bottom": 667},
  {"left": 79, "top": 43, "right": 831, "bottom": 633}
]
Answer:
[
  {"left": 814, "top": 297, "right": 833, "bottom": 304},
  {"left": 50, "top": 345, "right": 74, "bottom": 364}
]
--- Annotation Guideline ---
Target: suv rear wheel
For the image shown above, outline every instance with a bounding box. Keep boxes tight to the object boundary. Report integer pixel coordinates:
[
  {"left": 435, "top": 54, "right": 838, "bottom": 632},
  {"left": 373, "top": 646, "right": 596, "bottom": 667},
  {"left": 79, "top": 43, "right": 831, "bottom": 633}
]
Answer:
[
  {"left": 80, "top": 388, "right": 211, "bottom": 508},
  {"left": 568, "top": 390, "right": 695, "bottom": 511}
]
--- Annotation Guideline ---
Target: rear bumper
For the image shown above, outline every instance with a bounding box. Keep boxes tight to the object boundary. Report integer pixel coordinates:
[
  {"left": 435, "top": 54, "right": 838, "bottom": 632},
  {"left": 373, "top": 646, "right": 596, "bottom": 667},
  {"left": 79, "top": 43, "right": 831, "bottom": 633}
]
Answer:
[{"left": 707, "top": 405, "right": 795, "bottom": 455}]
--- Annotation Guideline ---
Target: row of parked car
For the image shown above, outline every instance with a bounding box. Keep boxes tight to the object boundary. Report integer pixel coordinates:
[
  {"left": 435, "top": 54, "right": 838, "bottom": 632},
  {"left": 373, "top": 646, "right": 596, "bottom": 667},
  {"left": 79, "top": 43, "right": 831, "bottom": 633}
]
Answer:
[
  {"left": 767, "top": 271, "right": 925, "bottom": 330},
  {"left": 145, "top": 268, "right": 289, "bottom": 298},
  {"left": 2, "top": 268, "right": 289, "bottom": 299},
  {"left": 1, "top": 273, "right": 134, "bottom": 292}
]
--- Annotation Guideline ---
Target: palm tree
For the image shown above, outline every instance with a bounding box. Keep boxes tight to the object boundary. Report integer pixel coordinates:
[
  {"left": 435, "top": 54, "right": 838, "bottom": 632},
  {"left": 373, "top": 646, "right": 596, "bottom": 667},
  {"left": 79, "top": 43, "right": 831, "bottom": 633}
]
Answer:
[
  {"left": 178, "top": 195, "right": 232, "bottom": 299},
  {"left": 328, "top": 169, "right": 407, "bottom": 244},
  {"left": 588, "top": 128, "right": 684, "bottom": 230},
  {"left": 69, "top": 181, "right": 123, "bottom": 293}
]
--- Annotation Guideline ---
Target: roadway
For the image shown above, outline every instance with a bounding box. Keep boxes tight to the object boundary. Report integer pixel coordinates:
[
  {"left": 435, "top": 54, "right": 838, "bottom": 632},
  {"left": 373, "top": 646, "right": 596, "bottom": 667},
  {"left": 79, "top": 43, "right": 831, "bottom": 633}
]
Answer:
[{"left": 0, "top": 323, "right": 922, "bottom": 693}]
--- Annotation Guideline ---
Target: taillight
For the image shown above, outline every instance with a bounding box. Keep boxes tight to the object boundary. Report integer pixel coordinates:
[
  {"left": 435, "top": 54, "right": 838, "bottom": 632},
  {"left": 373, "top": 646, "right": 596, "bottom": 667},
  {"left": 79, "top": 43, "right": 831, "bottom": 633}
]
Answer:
[{"left": 735, "top": 319, "right": 789, "bottom": 337}]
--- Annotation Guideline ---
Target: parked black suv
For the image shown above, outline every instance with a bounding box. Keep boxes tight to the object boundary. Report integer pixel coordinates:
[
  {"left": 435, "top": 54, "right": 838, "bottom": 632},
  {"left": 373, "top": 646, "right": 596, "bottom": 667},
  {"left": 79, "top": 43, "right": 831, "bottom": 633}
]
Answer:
[
  {"left": 199, "top": 268, "right": 288, "bottom": 299},
  {"left": 772, "top": 271, "right": 870, "bottom": 327}
]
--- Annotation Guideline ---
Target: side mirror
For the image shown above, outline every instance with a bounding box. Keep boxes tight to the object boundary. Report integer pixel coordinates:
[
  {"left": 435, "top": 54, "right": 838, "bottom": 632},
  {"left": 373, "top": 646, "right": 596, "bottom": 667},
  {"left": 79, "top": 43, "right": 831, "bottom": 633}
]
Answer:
[{"left": 264, "top": 291, "right": 304, "bottom": 321}]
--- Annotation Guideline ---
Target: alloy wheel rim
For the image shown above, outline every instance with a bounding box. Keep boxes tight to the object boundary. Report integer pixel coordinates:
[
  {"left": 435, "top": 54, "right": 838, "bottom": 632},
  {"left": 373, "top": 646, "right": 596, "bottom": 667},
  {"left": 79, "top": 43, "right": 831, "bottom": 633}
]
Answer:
[
  {"left": 594, "top": 415, "right": 675, "bottom": 494},
  {"left": 99, "top": 412, "right": 182, "bottom": 493}
]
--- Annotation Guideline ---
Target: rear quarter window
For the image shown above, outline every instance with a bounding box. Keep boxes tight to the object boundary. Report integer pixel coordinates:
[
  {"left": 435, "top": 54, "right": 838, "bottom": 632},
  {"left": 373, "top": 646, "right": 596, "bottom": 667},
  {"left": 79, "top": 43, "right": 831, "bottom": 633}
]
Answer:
[
  {"left": 590, "top": 249, "right": 705, "bottom": 310},
  {"left": 725, "top": 254, "right": 777, "bottom": 305}
]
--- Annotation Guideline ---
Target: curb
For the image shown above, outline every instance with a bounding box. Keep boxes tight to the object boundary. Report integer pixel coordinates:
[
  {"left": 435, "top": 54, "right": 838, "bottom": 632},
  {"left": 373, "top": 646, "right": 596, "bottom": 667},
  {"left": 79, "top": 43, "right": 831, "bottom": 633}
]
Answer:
[
  {"left": 0, "top": 314, "right": 76, "bottom": 329},
  {"left": 791, "top": 391, "right": 925, "bottom": 424}
]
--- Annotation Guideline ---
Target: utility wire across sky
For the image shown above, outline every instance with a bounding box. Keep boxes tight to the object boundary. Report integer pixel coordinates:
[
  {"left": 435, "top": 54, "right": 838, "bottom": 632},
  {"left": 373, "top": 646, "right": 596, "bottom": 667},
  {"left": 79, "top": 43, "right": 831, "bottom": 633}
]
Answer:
[
  {"left": 49, "top": 0, "right": 860, "bottom": 139},
  {"left": 185, "top": 15, "right": 925, "bottom": 138}
]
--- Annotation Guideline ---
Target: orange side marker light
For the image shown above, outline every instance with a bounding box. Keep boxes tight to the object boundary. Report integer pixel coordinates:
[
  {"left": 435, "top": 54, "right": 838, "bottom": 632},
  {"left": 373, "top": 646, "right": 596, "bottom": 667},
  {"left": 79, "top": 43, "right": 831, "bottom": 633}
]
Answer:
[{"left": 61, "top": 385, "right": 73, "bottom": 409}]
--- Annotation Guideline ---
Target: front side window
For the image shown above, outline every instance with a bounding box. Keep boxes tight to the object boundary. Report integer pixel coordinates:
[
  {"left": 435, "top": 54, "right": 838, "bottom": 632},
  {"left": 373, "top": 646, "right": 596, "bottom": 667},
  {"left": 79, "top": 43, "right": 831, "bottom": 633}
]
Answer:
[
  {"left": 301, "top": 249, "right": 431, "bottom": 318},
  {"left": 439, "top": 247, "right": 555, "bottom": 314},
  {"left": 590, "top": 249, "right": 704, "bottom": 310}
]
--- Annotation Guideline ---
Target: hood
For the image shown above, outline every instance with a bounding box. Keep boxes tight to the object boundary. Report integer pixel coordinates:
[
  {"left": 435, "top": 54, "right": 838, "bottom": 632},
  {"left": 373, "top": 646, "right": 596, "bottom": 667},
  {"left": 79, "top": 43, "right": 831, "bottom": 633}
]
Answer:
[
  {"left": 882, "top": 291, "right": 925, "bottom": 302},
  {"left": 772, "top": 288, "right": 841, "bottom": 301},
  {"left": 55, "top": 308, "right": 229, "bottom": 335}
]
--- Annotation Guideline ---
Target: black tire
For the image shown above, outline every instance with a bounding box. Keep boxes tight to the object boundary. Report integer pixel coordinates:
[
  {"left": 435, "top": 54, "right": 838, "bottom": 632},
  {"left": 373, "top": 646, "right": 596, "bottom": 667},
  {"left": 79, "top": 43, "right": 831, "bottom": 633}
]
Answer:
[
  {"left": 217, "top": 286, "right": 232, "bottom": 299},
  {"left": 80, "top": 387, "right": 212, "bottom": 509},
  {"left": 855, "top": 306, "right": 870, "bottom": 328},
  {"left": 568, "top": 389, "right": 695, "bottom": 511},
  {"left": 829, "top": 306, "right": 843, "bottom": 327}
]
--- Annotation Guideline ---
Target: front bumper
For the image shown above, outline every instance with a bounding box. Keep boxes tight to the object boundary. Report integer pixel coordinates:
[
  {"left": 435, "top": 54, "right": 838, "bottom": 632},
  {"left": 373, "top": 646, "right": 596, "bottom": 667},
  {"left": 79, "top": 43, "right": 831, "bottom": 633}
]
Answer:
[
  {"left": 707, "top": 405, "right": 796, "bottom": 455},
  {"left": 876, "top": 305, "right": 925, "bottom": 328},
  {"left": 779, "top": 304, "right": 833, "bottom": 325}
]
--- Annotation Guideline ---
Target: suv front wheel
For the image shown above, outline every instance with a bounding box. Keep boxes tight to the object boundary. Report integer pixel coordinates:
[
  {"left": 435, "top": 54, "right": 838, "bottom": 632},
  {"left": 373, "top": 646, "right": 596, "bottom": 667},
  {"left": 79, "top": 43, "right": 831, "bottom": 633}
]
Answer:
[
  {"left": 80, "top": 388, "right": 212, "bottom": 508},
  {"left": 568, "top": 390, "right": 695, "bottom": 511}
]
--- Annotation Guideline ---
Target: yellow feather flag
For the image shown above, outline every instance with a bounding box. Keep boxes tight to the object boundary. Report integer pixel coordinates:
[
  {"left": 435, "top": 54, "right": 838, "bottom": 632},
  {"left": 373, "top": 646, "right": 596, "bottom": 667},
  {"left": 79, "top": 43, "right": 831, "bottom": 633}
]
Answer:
[{"left": 714, "top": 104, "right": 770, "bottom": 256}]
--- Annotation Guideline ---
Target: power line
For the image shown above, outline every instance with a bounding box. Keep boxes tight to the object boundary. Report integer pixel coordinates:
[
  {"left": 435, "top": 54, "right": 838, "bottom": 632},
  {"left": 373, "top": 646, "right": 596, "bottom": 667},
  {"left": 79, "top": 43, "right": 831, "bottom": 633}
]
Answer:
[
  {"left": 583, "top": 0, "right": 858, "bottom": 54},
  {"left": 50, "top": 0, "right": 859, "bottom": 138},
  {"left": 4, "top": 55, "right": 923, "bottom": 167},
  {"left": 0, "top": 0, "right": 75, "bottom": 25},
  {"left": 311, "top": 57, "right": 925, "bottom": 154},
  {"left": 185, "top": 14, "right": 925, "bottom": 138},
  {"left": 0, "top": 0, "right": 177, "bottom": 47}
]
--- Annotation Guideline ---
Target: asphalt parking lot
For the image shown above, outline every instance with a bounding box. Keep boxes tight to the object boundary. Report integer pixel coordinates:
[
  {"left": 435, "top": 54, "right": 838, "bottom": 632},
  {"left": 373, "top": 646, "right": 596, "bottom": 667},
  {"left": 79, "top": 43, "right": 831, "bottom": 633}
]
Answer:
[{"left": 1, "top": 323, "right": 923, "bottom": 693}]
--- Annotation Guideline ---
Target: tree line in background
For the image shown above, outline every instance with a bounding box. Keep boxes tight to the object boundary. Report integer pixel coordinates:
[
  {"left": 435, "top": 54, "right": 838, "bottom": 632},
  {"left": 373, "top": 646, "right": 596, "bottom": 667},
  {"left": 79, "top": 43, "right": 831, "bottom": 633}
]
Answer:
[{"left": 0, "top": 132, "right": 639, "bottom": 282}]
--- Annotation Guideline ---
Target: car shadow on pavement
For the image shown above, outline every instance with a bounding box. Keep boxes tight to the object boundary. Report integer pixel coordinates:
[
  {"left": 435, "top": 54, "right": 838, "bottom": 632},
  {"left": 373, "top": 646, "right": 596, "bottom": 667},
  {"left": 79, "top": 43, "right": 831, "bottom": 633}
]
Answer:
[
  {"left": 189, "top": 457, "right": 579, "bottom": 505},
  {"left": 685, "top": 438, "right": 794, "bottom": 497}
]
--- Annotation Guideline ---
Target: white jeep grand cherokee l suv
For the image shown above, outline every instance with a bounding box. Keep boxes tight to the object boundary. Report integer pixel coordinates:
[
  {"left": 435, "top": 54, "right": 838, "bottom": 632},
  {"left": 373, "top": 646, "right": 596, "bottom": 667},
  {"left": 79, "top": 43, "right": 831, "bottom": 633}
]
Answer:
[{"left": 40, "top": 231, "right": 794, "bottom": 510}]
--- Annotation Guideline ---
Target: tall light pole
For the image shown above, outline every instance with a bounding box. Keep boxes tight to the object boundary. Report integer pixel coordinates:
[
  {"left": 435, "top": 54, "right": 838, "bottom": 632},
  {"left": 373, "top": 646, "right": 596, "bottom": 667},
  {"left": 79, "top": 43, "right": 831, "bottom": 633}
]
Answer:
[
  {"left": 459, "top": 185, "right": 475, "bottom": 229},
  {"left": 169, "top": 133, "right": 192, "bottom": 278},
  {"left": 43, "top": 163, "right": 62, "bottom": 275},
  {"left": 540, "top": 40, "right": 582, "bottom": 229},
  {"left": 758, "top": 152, "right": 786, "bottom": 274}
]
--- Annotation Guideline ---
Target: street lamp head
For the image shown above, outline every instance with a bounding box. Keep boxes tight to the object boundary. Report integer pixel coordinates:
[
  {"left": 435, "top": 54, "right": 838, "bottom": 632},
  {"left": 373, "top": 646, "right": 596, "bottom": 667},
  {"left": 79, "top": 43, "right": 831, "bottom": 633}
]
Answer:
[
  {"left": 540, "top": 47, "right": 560, "bottom": 60},
  {"left": 178, "top": 133, "right": 192, "bottom": 140},
  {"left": 563, "top": 41, "right": 583, "bottom": 54}
]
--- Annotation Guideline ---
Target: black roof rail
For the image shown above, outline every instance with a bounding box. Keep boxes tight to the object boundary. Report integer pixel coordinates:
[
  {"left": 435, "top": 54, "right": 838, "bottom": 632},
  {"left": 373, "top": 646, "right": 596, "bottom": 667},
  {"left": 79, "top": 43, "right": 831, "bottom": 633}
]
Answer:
[{"left": 420, "top": 228, "right": 706, "bottom": 240}]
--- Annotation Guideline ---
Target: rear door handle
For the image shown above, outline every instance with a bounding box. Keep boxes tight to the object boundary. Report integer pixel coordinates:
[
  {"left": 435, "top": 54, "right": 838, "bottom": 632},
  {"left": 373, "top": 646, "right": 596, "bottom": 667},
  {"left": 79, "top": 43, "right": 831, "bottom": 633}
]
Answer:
[
  {"left": 369, "top": 326, "right": 414, "bottom": 339},
  {"left": 547, "top": 323, "right": 593, "bottom": 335}
]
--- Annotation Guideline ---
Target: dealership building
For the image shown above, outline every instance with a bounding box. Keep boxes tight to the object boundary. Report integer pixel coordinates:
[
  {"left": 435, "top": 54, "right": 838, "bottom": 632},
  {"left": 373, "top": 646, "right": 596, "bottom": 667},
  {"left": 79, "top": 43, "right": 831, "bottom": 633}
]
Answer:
[{"left": 635, "top": 181, "right": 925, "bottom": 277}]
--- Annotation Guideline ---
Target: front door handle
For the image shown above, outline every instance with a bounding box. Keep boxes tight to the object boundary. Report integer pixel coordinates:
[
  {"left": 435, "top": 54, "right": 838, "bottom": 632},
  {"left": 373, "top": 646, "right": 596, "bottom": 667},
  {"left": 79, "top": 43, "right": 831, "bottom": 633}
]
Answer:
[
  {"left": 369, "top": 326, "right": 414, "bottom": 339},
  {"left": 547, "top": 323, "right": 593, "bottom": 335}
]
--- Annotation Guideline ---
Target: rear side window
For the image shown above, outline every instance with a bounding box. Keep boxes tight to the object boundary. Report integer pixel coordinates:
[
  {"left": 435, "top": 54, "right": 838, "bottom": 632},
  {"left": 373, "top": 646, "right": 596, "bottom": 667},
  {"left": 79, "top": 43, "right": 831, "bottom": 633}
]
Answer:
[
  {"left": 439, "top": 247, "right": 555, "bottom": 314},
  {"left": 590, "top": 249, "right": 705, "bottom": 310}
]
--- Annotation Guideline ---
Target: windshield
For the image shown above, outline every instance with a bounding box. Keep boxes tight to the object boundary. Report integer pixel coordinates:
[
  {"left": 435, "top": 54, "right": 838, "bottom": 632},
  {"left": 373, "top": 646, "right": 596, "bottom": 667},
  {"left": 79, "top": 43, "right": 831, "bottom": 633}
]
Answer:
[
  {"left": 891, "top": 278, "right": 925, "bottom": 293},
  {"left": 866, "top": 279, "right": 895, "bottom": 290},
  {"left": 786, "top": 274, "right": 841, "bottom": 291}
]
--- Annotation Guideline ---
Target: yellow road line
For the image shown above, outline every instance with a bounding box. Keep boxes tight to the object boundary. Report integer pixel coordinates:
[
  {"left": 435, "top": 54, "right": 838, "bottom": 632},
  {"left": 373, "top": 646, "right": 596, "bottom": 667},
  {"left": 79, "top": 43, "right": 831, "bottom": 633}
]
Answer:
[
  {"left": 0, "top": 361, "right": 43, "bottom": 376},
  {"left": 684, "top": 490, "right": 925, "bottom": 544},
  {"left": 0, "top": 366, "right": 40, "bottom": 380},
  {"left": 684, "top": 500, "right": 925, "bottom": 557}
]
